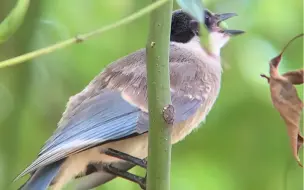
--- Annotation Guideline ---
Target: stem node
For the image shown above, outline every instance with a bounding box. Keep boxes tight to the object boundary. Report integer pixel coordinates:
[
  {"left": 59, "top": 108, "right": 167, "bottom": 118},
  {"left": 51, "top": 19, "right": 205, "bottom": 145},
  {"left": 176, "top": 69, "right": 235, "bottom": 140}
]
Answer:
[{"left": 163, "top": 104, "right": 174, "bottom": 125}]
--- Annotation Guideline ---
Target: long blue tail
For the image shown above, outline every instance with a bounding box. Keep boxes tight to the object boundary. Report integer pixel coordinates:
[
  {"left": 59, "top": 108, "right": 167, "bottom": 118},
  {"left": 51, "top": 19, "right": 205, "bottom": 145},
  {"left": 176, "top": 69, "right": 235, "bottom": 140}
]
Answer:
[{"left": 19, "top": 160, "right": 64, "bottom": 190}]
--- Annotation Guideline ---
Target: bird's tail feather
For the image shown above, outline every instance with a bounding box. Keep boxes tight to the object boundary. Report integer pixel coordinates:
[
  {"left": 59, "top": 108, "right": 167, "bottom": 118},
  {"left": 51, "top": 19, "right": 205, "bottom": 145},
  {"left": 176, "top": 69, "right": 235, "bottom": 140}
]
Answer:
[{"left": 19, "top": 160, "right": 64, "bottom": 190}]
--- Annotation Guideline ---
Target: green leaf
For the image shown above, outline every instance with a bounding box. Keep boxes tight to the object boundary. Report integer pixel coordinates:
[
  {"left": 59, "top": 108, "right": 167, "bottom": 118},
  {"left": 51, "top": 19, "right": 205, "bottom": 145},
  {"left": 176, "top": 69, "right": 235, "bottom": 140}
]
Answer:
[
  {"left": 219, "top": 21, "right": 229, "bottom": 30},
  {"left": 176, "top": 0, "right": 205, "bottom": 23},
  {"left": 0, "top": 0, "right": 30, "bottom": 44},
  {"left": 200, "top": 24, "right": 210, "bottom": 52},
  {"left": 199, "top": 22, "right": 229, "bottom": 53}
]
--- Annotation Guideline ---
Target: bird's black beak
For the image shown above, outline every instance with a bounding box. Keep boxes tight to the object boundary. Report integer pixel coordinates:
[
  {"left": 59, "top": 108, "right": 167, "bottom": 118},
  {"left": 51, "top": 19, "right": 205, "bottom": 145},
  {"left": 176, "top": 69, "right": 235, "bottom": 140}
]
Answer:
[
  {"left": 217, "top": 13, "right": 238, "bottom": 22},
  {"left": 214, "top": 13, "right": 245, "bottom": 36}
]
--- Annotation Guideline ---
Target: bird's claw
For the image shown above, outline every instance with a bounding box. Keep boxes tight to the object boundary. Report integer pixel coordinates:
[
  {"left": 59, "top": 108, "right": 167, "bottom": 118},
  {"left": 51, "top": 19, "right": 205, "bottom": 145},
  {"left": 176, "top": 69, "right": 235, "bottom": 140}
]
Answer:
[
  {"left": 103, "top": 148, "right": 147, "bottom": 189},
  {"left": 104, "top": 148, "right": 147, "bottom": 168}
]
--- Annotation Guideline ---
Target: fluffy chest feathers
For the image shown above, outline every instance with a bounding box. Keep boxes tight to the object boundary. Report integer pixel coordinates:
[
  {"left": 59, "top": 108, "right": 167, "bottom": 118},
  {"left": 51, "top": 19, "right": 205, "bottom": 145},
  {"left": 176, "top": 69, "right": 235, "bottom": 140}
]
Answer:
[
  {"left": 168, "top": 40, "right": 223, "bottom": 142},
  {"left": 103, "top": 40, "right": 222, "bottom": 102},
  {"left": 169, "top": 39, "right": 222, "bottom": 97}
]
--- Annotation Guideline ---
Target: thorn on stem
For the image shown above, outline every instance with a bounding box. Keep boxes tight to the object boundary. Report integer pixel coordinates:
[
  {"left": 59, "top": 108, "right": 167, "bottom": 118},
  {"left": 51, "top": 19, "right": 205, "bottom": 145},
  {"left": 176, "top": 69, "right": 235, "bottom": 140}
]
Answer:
[
  {"left": 150, "top": 42, "right": 155, "bottom": 48},
  {"left": 75, "top": 35, "right": 84, "bottom": 43}
]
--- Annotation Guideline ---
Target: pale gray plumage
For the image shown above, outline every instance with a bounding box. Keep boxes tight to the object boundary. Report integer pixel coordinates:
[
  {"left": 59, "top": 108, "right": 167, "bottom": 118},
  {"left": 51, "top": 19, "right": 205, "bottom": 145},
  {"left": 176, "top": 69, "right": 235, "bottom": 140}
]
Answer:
[
  {"left": 16, "top": 42, "right": 208, "bottom": 179},
  {"left": 15, "top": 9, "right": 243, "bottom": 190}
]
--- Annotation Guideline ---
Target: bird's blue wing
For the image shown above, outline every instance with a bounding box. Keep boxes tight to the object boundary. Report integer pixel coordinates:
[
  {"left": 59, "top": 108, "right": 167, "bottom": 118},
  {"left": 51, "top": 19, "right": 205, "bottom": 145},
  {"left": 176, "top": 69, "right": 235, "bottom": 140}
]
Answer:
[
  {"left": 16, "top": 88, "right": 147, "bottom": 179},
  {"left": 172, "top": 93, "right": 203, "bottom": 122},
  {"left": 40, "top": 89, "right": 143, "bottom": 155},
  {"left": 19, "top": 160, "right": 65, "bottom": 190},
  {"left": 16, "top": 89, "right": 203, "bottom": 180},
  {"left": 131, "top": 90, "right": 203, "bottom": 136}
]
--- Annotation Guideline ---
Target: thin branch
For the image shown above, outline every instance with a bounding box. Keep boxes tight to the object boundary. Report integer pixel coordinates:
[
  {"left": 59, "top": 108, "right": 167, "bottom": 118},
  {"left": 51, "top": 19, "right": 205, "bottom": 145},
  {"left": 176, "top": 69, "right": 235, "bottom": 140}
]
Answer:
[{"left": 0, "top": 0, "right": 169, "bottom": 69}]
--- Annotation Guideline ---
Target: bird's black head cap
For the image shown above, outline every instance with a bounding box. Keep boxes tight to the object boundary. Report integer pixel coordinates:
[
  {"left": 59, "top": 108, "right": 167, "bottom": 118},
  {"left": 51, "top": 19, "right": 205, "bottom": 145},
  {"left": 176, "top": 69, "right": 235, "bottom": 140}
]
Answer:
[{"left": 170, "top": 9, "right": 244, "bottom": 43}]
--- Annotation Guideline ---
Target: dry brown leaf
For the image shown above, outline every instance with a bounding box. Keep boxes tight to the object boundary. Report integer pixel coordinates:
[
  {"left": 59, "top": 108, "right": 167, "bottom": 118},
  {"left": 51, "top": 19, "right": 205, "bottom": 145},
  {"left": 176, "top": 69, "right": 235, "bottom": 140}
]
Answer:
[
  {"left": 261, "top": 33, "right": 304, "bottom": 167},
  {"left": 282, "top": 69, "right": 304, "bottom": 85}
]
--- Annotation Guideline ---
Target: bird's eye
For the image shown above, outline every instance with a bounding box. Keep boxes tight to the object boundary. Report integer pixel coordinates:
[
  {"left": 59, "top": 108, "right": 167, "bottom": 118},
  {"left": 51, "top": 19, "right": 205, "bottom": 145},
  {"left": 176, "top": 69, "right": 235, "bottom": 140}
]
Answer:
[{"left": 204, "top": 15, "right": 211, "bottom": 26}]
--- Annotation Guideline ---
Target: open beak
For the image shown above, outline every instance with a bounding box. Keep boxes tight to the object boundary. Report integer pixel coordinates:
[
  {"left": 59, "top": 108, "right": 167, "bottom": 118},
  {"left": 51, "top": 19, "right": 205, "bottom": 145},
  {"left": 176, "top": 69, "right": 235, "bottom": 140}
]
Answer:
[
  {"left": 214, "top": 13, "right": 245, "bottom": 36},
  {"left": 217, "top": 13, "right": 238, "bottom": 22}
]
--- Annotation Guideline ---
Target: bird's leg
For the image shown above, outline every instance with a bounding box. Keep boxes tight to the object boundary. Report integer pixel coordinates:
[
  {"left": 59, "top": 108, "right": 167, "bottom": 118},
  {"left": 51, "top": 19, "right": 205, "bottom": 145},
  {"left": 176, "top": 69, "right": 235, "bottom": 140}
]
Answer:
[
  {"left": 104, "top": 148, "right": 147, "bottom": 168},
  {"left": 104, "top": 164, "right": 146, "bottom": 190},
  {"left": 103, "top": 148, "right": 147, "bottom": 189}
]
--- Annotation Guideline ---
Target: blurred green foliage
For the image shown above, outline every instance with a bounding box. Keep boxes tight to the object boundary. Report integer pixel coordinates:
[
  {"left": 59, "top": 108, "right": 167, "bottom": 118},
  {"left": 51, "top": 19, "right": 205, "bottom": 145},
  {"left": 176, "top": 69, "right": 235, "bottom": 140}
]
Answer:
[
  {"left": 0, "top": 0, "right": 303, "bottom": 190},
  {"left": 0, "top": 0, "right": 30, "bottom": 44}
]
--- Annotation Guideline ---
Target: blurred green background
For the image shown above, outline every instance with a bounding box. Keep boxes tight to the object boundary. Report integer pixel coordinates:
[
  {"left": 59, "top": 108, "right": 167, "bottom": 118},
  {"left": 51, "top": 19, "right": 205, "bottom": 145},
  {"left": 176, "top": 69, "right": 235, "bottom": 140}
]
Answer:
[{"left": 0, "top": 0, "right": 303, "bottom": 190}]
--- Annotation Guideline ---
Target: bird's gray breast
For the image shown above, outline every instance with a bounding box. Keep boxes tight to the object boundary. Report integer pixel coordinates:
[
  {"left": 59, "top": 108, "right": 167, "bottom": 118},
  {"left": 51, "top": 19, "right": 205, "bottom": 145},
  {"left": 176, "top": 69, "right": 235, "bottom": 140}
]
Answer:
[
  {"left": 169, "top": 42, "right": 222, "bottom": 100},
  {"left": 168, "top": 43, "right": 222, "bottom": 142},
  {"left": 95, "top": 42, "right": 222, "bottom": 124}
]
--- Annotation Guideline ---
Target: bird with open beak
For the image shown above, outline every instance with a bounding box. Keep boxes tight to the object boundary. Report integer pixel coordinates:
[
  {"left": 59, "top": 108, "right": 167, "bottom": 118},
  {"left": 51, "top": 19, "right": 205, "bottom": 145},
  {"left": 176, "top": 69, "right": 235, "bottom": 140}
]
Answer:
[{"left": 15, "top": 9, "right": 244, "bottom": 190}]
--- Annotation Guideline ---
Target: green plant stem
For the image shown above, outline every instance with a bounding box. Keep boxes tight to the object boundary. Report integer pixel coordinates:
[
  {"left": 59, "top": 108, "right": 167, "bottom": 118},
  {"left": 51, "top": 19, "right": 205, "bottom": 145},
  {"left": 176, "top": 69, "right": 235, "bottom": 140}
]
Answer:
[
  {"left": 146, "top": 0, "right": 173, "bottom": 190},
  {"left": 0, "top": 0, "right": 30, "bottom": 44},
  {"left": 0, "top": 0, "right": 169, "bottom": 69}
]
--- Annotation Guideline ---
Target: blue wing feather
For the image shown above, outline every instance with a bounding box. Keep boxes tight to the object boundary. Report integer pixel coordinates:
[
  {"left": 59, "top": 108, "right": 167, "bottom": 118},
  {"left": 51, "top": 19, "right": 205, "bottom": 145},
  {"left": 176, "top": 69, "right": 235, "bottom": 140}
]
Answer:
[
  {"left": 16, "top": 88, "right": 203, "bottom": 180},
  {"left": 20, "top": 160, "right": 64, "bottom": 190},
  {"left": 41, "top": 89, "right": 140, "bottom": 153},
  {"left": 16, "top": 89, "right": 144, "bottom": 180},
  {"left": 172, "top": 93, "right": 203, "bottom": 122}
]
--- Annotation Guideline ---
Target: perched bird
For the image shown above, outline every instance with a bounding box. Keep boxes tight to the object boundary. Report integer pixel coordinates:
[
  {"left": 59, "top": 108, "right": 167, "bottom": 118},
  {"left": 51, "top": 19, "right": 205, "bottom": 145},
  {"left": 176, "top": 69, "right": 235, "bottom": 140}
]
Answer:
[{"left": 15, "top": 9, "right": 244, "bottom": 190}]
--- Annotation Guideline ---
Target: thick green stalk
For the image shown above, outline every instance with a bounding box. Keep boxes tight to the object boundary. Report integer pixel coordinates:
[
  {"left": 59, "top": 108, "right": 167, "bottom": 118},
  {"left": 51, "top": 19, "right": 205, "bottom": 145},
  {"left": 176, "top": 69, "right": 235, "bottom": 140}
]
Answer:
[{"left": 146, "top": 1, "right": 173, "bottom": 190}]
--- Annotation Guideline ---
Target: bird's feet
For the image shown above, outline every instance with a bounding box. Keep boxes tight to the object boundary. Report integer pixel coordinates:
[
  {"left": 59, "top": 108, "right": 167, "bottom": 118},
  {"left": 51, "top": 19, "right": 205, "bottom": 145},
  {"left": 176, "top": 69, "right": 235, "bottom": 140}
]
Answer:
[
  {"left": 104, "top": 148, "right": 147, "bottom": 189},
  {"left": 104, "top": 148, "right": 147, "bottom": 168}
]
